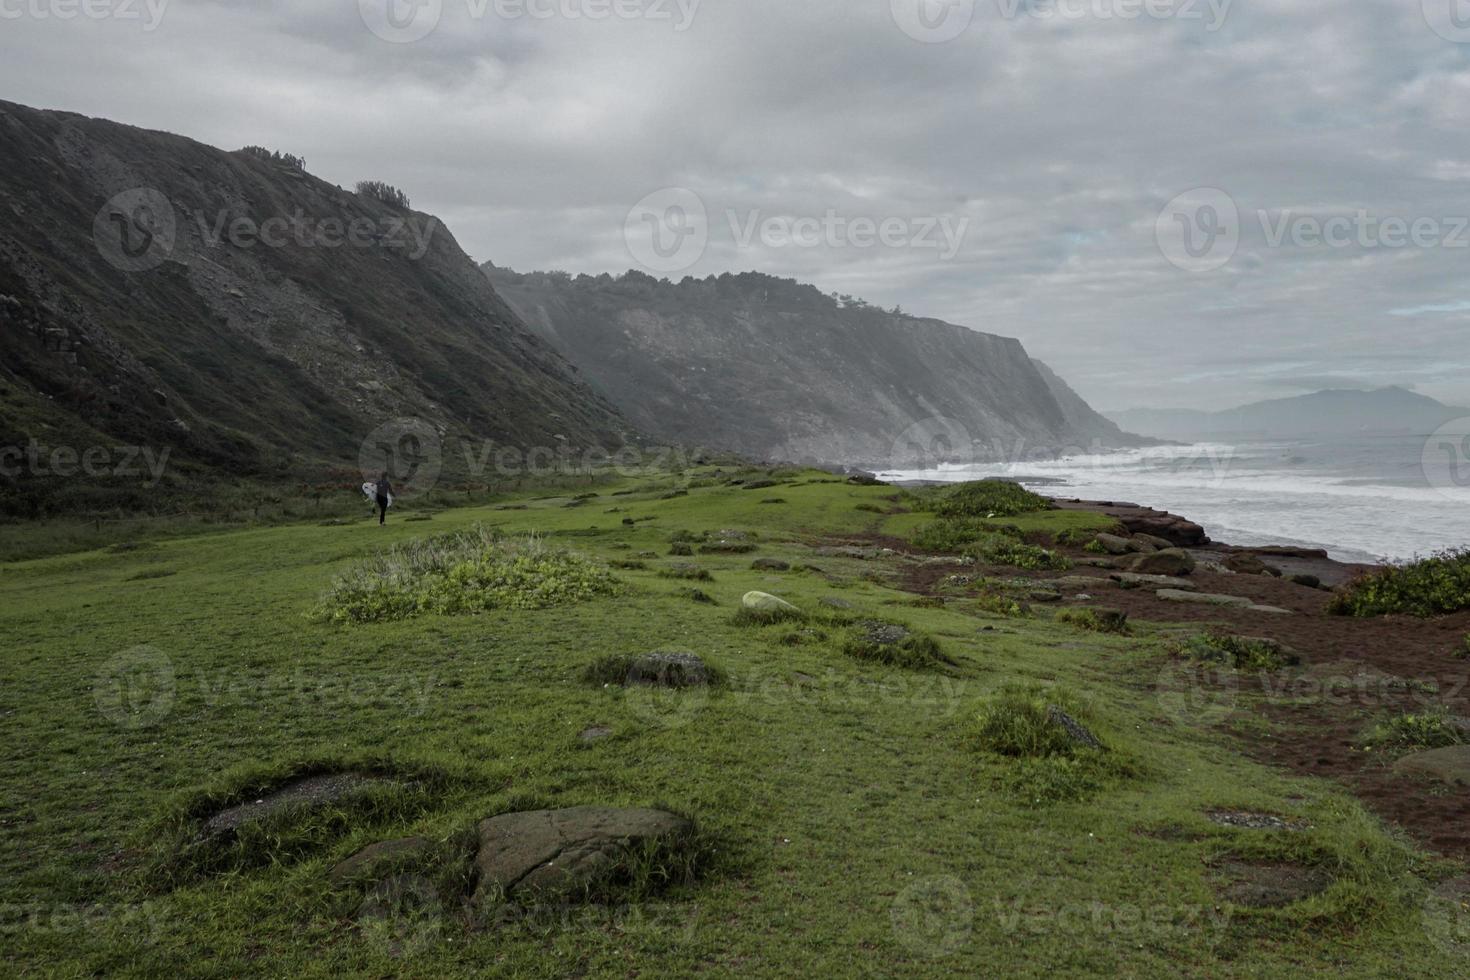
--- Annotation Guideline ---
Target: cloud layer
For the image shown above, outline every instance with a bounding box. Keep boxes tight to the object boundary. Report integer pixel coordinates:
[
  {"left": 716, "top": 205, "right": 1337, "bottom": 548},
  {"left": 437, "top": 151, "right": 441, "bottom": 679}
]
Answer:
[{"left": 3, "top": 0, "right": 1468, "bottom": 410}]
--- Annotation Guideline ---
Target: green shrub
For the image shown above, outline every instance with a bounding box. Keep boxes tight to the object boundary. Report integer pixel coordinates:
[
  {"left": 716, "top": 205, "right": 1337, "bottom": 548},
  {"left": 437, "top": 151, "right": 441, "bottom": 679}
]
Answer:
[
  {"left": 911, "top": 518, "right": 999, "bottom": 552},
  {"left": 730, "top": 605, "right": 806, "bottom": 627},
  {"left": 659, "top": 564, "right": 713, "bottom": 582},
  {"left": 1053, "top": 527, "right": 1102, "bottom": 547},
  {"left": 316, "top": 528, "right": 618, "bottom": 624},
  {"left": 928, "top": 480, "right": 1051, "bottom": 519},
  {"left": 973, "top": 591, "right": 1032, "bottom": 618},
  {"left": 1361, "top": 708, "right": 1467, "bottom": 752},
  {"left": 1055, "top": 607, "right": 1130, "bottom": 635},
  {"left": 969, "top": 685, "right": 1099, "bottom": 758},
  {"left": 1327, "top": 550, "right": 1470, "bottom": 618},
  {"left": 964, "top": 535, "right": 1071, "bottom": 572},
  {"left": 1174, "top": 629, "right": 1299, "bottom": 671}
]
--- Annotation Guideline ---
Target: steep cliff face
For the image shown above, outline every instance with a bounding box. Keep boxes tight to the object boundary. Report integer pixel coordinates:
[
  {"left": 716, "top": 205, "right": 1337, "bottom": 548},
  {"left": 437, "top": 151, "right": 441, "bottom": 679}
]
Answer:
[
  {"left": 0, "top": 101, "right": 626, "bottom": 514},
  {"left": 487, "top": 267, "right": 1145, "bottom": 466}
]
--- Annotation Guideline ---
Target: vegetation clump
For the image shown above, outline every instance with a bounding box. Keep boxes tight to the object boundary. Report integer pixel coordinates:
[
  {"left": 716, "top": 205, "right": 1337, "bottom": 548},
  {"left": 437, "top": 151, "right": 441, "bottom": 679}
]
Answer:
[
  {"left": 1055, "top": 607, "right": 1130, "bottom": 635},
  {"left": 840, "top": 620, "right": 950, "bottom": 669},
  {"left": 317, "top": 527, "right": 617, "bottom": 624},
  {"left": 1175, "top": 629, "right": 1299, "bottom": 671},
  {"left": 1360, "top": 708, "right": 1467, "bottom": 752},
  {"left": 356, "top": 179, "right": 411, "bottom": 209},
  {"left": 928, "top": 480, "right": 1052, "bottom": 519},
  {"left": 1327, "top": 550, "right": 1470, "bottom": 618},
  {"left": 964, "top": 535, "right": 1071, "bottom": 572}
]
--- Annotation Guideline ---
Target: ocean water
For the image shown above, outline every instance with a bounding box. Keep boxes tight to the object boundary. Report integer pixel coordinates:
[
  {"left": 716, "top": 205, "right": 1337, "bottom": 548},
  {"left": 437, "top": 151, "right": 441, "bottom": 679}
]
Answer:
[{"left": 879, "top": 434, "right": 1470, "bottom": 564}]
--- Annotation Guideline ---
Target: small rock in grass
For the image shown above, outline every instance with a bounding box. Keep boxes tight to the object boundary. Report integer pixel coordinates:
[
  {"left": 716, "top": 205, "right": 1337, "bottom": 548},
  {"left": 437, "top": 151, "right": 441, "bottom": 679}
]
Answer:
[
  {"left": 743, "top": 591, "right": 801, "bottom": 615},
  {"left": 1045, "top": 705, "right": 1102, "bottom": 749},
  {"left": 473, "top": 807, "right": 693, "bottom": 903},
  {"left": 330, "top": 837, "right": 432, "bottom": 884}
]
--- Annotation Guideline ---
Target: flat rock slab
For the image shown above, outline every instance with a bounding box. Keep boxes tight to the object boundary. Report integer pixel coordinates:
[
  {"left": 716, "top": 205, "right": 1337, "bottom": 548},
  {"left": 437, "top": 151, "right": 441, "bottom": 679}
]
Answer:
[
  {"left": 1393, "top": 745, "right": 1470, "bottom": 785},
  {"left": 1112, "top": 573, "right": 1197, "bottom": 591},
  {"left": 330, "top": 836, "right": 432, "bottom": 884},
  {"left": 1046, "top": 576, "right": 1118, "bottom": 592},
  {"left": 1207, "top": 810, "right": 1309, "bottom": 832},
  {"left": 474, "top": 807, "right": 692, "bottom": 902},
  {"left": 1157, "top": 590, "right": 1254, "bottom": 608},
  {"left": 201, "top": 773, "right": 389, "bottom": 839}
]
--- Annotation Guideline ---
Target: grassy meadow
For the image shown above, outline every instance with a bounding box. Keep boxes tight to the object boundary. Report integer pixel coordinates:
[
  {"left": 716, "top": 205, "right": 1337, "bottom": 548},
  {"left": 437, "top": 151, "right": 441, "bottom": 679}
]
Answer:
[{"left": 1, "top": 467, "right": 1466, "bottom": 977}]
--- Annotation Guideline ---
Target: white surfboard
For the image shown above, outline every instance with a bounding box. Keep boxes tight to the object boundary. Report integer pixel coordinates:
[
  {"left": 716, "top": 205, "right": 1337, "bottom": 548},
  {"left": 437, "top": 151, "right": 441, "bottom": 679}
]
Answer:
[{"left": 361, "top": 482, "right": 395, "bottom": 509}]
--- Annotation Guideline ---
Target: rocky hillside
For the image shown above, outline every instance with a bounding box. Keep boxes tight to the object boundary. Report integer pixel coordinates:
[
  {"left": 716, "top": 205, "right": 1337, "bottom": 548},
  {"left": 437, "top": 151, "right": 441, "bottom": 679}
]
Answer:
[
  {"left": 0, "top": 101, "right": 627, "bottom": 516},
  {"left": 485, "top": 267, "right": 1144, "bottom": 466}
]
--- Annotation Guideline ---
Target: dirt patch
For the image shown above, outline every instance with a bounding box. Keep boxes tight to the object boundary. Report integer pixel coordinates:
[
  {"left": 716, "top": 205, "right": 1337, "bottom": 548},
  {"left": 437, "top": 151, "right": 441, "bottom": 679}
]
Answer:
[{"left": 1213, "top": 859, "right": 1333, "bottom": 908}]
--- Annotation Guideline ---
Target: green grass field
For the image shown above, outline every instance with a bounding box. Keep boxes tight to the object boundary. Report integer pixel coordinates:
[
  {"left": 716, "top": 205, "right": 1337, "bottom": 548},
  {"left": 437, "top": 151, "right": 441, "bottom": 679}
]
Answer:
[{"left": 2, "top": 469, "right": 1465, "bottom": 977}]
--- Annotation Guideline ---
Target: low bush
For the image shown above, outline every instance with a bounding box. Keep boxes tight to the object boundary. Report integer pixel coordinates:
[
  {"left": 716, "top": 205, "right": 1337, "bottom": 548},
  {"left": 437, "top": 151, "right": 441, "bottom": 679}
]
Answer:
[
  {"left": 1055, "top": 607, "right": 1130, "bottom": 635},
  {"left": 910, "top": 519, "right": 1022, "bottom": 553},
  {"left": 840, "top": 620, "right": 949, "bottom": 669},
  {"left": 964, "top": 535, "right": 1071, "bottom": 572},
  {"left": 927, "top": 480, "right": 1052, "bottom": 519},
  {"left": 1327, "top": 550, "right": 1470, "bottom": 618},
  {"left": 316, "top": 527, "right": 617, "bottom": 624},
  {"left": 1360, "top": 708, "right": 1467, "bottom": 752},
  {"left": 1174, "top": 629, "right": 1299, "bottom": 671},
  {"left": 969, "top": 685, "right": 1100, "bottom": 758}
]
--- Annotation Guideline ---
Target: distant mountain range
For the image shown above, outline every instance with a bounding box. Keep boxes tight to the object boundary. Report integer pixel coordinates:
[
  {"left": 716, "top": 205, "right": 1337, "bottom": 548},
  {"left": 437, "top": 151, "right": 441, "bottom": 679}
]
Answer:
[
  {"left": 0, "top": 98, "right": 1149, "bottom": 518},
  {"left": 485, "top": 266, "right": 1148, "bottom": 467},
  {"left": 1110, "top": 387, "right": 1468, "bottom": 440}
]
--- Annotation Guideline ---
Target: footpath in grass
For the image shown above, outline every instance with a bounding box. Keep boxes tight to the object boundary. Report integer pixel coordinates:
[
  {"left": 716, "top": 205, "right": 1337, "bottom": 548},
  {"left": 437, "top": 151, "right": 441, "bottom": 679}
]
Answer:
[{"left": 2, "top": 468, "right": 1466, "bottom": 977}]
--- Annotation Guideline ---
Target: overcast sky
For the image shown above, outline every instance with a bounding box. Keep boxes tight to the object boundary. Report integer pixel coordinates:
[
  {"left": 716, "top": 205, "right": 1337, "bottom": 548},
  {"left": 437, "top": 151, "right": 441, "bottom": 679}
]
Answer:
[{"left": 3, "top": 0, "right": 1468, "bottom": 411}]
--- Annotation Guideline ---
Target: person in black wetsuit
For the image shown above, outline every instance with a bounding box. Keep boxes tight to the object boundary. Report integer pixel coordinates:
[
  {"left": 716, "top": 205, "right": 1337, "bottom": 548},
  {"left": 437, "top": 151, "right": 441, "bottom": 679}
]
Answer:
[{"left": 375, "top": 472, "right": 393, "bottom": 525}]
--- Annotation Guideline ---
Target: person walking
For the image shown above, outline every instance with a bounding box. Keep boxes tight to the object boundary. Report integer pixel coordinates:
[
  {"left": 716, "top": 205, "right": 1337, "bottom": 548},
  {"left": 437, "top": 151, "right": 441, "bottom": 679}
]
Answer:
[{"left": 375, "top": 472, "right": 393, "bottom": 526}]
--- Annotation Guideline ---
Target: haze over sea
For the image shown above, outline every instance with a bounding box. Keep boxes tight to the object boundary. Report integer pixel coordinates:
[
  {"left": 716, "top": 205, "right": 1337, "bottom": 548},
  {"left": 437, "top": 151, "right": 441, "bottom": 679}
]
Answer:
[{"left": 882, "top": 433, "right": 1470, "bottom": 565}]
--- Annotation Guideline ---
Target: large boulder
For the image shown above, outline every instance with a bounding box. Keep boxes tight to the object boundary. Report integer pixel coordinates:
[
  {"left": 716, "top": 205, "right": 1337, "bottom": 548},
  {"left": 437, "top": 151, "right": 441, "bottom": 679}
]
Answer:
[
  {"left": 1126, "top": 549, "right": 1196, "bottom": 577},
  {"left": 1092, "top": 533, "right": 1137, "bottom": 556},
  {"left": 1225, "top": 553, "right": 1282, "bottom": 577},
  {"left": 473, "top": 807, "right": 692, "bottom": 902}
]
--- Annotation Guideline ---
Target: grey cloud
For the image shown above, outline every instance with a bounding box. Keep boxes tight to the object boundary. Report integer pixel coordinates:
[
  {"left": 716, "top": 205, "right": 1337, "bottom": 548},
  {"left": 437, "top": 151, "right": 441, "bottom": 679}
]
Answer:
[{"left": 1, "top": 0, "right": 1466, "bottom": 412}]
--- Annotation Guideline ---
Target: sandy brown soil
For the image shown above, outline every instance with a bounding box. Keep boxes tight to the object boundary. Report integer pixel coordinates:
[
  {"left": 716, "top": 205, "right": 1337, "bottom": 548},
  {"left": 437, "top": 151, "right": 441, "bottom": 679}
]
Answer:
[{"left": 895, "top": 499, "right": 1470, "bottom": 863}]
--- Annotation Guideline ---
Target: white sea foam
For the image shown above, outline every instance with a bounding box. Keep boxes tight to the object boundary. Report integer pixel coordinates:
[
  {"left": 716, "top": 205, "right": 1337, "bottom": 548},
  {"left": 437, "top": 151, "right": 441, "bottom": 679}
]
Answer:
[{"left": 882, "top": 438, "right": 1470, "bottom": 563}]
